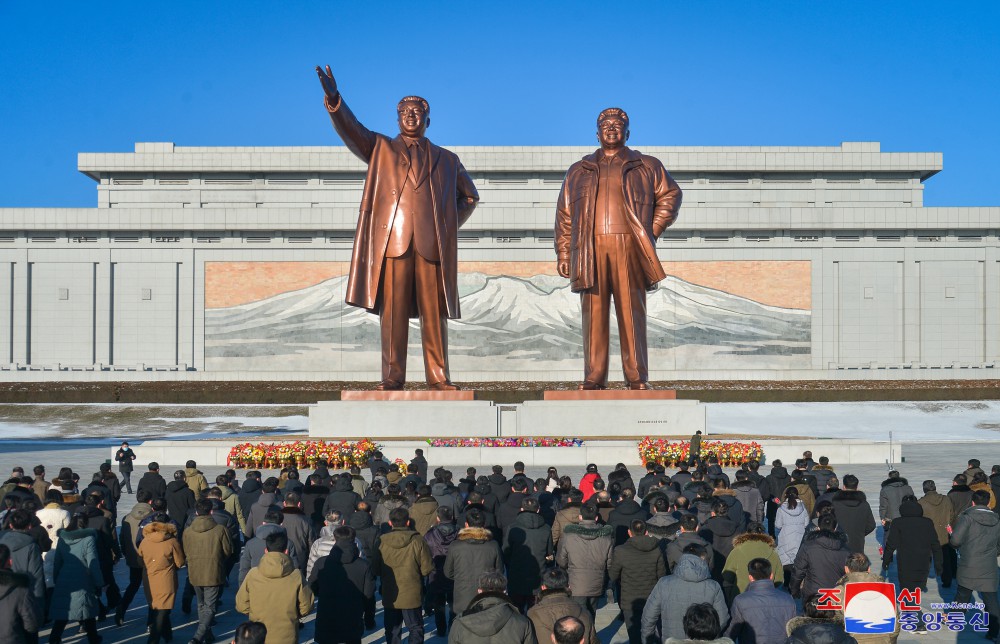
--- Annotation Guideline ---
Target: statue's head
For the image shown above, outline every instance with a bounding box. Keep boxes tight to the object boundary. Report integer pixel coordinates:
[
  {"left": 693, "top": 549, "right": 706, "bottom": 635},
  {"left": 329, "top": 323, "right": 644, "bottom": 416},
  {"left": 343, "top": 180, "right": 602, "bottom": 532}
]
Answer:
[
  {"left": 397, "top": 96, "right": 430, "bottom": 138},
  {"left": 597, "top": 107, "right": 629, "bottom": 151}
]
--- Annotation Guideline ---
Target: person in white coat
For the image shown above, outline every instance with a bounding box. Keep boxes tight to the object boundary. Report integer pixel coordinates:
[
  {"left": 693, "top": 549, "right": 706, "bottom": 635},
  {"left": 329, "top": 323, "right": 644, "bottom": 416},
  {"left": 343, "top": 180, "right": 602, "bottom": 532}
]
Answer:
[{"left": 774, "top": 487, "right": 810, "bottom": 588}]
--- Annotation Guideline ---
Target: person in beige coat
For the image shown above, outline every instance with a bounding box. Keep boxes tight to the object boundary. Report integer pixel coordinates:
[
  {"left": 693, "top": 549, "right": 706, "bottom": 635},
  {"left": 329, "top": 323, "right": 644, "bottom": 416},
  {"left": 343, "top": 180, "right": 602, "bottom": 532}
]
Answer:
[
  {"left": 184, "top": 460, "right": 208, "bottom": 498},
  {"left": 236, "top": 531, "right": 313, "bottom": 644},
  {"left": 138, "top": 516, "right": 186, "bottom": 644}
]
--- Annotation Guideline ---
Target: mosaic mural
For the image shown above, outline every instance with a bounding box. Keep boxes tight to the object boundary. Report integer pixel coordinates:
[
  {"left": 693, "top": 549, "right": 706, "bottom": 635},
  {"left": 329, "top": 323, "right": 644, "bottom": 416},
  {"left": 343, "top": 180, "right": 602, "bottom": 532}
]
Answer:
[{"left": 205, "top": 261, "right": 811, "bottom": 374}]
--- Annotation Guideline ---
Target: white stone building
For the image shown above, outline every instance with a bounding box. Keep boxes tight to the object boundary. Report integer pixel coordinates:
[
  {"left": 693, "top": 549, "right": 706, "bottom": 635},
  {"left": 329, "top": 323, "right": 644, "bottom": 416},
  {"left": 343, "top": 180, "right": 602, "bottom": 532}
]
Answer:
[{"left": 0, "top": 141, "right": 996, "bottom": 382}]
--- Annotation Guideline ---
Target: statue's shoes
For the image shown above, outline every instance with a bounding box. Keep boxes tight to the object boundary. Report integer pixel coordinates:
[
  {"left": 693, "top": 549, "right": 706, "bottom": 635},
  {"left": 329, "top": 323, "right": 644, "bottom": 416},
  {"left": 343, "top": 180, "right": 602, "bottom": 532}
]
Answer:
[
  {"left": 375, "top": 379, "right": 404, "bottom": 391},
  {"left": 628, "top": 381, "right": 653, "bottom": 390},
  {"left": 578, "top": 381, "right": 607, "bottom": 390},
  {"left": 429, "top": 381, "right": 461, "bottom": 391}
]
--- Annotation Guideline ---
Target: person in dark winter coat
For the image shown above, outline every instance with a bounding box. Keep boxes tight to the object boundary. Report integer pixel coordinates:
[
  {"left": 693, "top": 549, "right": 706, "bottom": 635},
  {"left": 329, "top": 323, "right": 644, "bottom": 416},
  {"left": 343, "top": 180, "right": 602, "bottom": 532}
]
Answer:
[
  {"left": 636, "top": 463, "right": 659, "bottom": 500},
  {"left": 990, "top": 466, "right": 1000, "bottom": 511},
  {"left": 699, "top": 499, "right": 744, "bottom": 577},
  {"left": 878, "top": 471, "right": 913, "bottom": 528},
  {"left": 503, "top": 497, "right": 553, "bottom": 612},
  {"left": 948, "top": 473, "right": 974, "bottom": 516},
  {"left": 0, "top": 511, "right": 44, "bottom": 604},
  {"left": 309, "top": 526, "right": 375, "bottom": 644},
  {"left": 784, "top": 595, "right": 856, "bottom": 644},
  {"left": 831, "top": 475, "right": 876, "bottom": 554},
  {"left": 668, "top": 514, "right": 714, "bottom": 572},
  {"left": 49, "top": 514, "right": 104, "bottom": 644},
  {"left": 609, "top": 519, "right": 666, "bottom": 644},
  {"left": 554, "top": 504, "right": 614, "bottom": 616},
  {"left": 165, "top": 471, "right": 196, "bottom": 537},
  {"left": 322, "top": 474, "right": 362, "bottom": 524},
  {"left": 424, "top": 507, "right": 459, "bottom": 637},
  {"left": 552, "top": 490, "right": 584, "bottom": 547},
  {"left": 245, "top": 482, "right": 282, "bottom": 539},
  {"left": 608, "top": 488, "right": 649, "bottom": 546},
  {"left": 725, "top": 557, "right": 796, "bottom": 644},
  {"left": 642, "top": 550, "right": 729, "bottom": 642},
  {"left": 731, "top": 471, "right": 764, "bottom": 524},
  {"left": 114, "top": 441, "right": 137, "bottom": 494},
  {"left": 646, "top": 497, "right": 680, "bottom": 543},
  {"left": 373, "top": 485, "right": 409, "bottom": 529},
  {"left": 949, "top": 489, "right": 1000, "bottom": 638},
  {"left": 239, "top": 511, "right": 300, "bottom": 586},
  {"left": 182, "top": 498, "right": 234, "bottom": 644},
  {"left": 448, "top": 571, "right": 536, "bottom": 644},
  {"left": 528, "top": 568, "right": 598, "bottom": 644},
  {"left": 790, "top": 514, "right": 850, "bottom": 600},
  {"left": 883, "top": 497, "right": 941, "bottom": 628},
  {"left": 497, "top": 477, "right": 531, "bottom": 534},
  {"left": 763, "top": 461, "right": 790, "bottom": 537},
  {"left": 115, "top": 489, "right": 153, "bottom": 626},
  {"left": 77, "top": 495, "right": 120, "bottom": 619},
  {"left": 374, "top": 508, "right": 433, "bottom": 644},
  {"left": 300, "top": 475, "right": 330, "bottom": 530},
  {"left": 135, "top": 463, "right": 167, "bottom": 501},
  {"left": 410, "top": 486, "right": 440, "bottom": 536},
  {"left": 410, "top": 449, "right": 429, "bottom": 483},
  {"left": 488, "top": 466, "right": 510, "bottom": 505},
  {"left": 445, "top": 509, "right": 504, "bottom": 616},
  {"left": 237, "top": 474, "right": 263, "bottom": 522},
  {"left": 810, "top": 457, "right": 837, "bottom": 492},
  {"left": 348, "top": 503, "right": 379, "bottom": 559},
  {"left": 0, "top": 544, "right": 39, "bottom": 644},
  {"left": 279, "top": 492, "right": 316, "bottom": 574}
]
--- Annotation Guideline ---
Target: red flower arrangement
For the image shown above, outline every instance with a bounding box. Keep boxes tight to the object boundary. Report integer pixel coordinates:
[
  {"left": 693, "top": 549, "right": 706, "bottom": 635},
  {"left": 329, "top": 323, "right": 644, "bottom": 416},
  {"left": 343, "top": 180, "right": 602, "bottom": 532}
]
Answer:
[
  {"left": 227, "top": 439, "right": 380, "bottom": 470},
  {"left": 638, "top": 438, "right": 763, "bottom": 467},
  {"left": 427, "top": 437, "right": 584, "bottom": 447}
]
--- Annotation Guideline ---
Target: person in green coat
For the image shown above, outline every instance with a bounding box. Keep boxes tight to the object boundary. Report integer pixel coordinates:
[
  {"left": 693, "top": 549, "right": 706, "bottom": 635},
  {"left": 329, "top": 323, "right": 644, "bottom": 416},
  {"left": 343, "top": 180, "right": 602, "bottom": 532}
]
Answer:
[
  {"left": 48, "top": 513, "right": 104, "bottom": 644},
  {"left": 722, "top": 522, "right": 784, "bottom": 595}
]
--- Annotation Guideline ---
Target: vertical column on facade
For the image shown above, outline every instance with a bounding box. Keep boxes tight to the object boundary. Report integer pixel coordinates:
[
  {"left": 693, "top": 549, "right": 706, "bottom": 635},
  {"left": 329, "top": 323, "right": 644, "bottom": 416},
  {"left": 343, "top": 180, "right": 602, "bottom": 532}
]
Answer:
[
  {"left": 189, "top": 248, "right": 204, "bottom": 371},
  {"left": 177, "top": 255, "right": 196, "bottom": 370},
  {"left": 94, "top": 259, "right": 112, "bottom": 367},
  {"left": 983, "top": 242, "right": 1000, "bottom": 365},
  {"left": 810, "top": 248, "right": 828, "bottom": 370},
  {"left": 901, "top": 245, "right": 922, "bottom": 365}
]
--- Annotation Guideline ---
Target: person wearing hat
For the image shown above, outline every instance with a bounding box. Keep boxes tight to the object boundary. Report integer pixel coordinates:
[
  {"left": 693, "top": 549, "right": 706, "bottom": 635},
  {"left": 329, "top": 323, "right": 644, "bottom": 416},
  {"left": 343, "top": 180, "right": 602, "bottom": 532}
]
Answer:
[{"left": 114, "top": 442, "right": 137, "bottom": 494}]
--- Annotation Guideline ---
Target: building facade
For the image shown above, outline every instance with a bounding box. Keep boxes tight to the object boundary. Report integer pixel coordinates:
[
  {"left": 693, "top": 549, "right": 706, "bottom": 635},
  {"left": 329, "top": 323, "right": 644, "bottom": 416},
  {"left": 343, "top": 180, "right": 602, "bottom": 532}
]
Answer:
[{"left": 0, "top": 140, "right": 997, "bottom": 381}]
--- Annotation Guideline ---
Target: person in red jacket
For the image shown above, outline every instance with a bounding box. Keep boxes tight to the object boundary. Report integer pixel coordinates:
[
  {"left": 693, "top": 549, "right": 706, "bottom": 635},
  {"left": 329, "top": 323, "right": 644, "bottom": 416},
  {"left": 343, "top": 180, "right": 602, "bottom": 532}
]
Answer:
[{"left": 579, "top": 465, "right": 601, "bottom": 503}]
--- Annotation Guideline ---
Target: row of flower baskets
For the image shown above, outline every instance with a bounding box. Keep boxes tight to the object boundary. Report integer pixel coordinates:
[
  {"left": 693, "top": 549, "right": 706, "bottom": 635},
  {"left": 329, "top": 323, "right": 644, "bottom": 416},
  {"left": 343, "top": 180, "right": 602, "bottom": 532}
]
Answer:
[
  {"left": 426, "top": 438, "right": 584, "bottom": 448},
  {"left": 638, "top": 438, "right": 764, "bottom": 467},
  {"left": 226, "top": 439, "right": 380, "bottom": 470}
]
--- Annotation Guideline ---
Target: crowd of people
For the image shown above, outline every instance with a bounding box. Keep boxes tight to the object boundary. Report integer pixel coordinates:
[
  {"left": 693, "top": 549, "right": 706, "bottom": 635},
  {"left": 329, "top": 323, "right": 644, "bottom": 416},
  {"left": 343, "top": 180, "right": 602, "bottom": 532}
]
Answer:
[{"left": 0, "top": 442, "right": 998, "bottom": 644}]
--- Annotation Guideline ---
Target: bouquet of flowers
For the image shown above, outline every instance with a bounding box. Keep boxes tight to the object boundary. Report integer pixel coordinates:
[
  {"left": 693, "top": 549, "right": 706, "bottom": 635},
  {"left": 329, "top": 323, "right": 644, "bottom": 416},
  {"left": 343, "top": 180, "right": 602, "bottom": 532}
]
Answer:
[
  {"left": 638, "top": 438, "right": 763, "bottom": 467},
  {"left": 227, "top": 439, "right": 381, "bottom": 470},
  {"left": 426, "top": 437, "right": 584, "bottom": 448}
]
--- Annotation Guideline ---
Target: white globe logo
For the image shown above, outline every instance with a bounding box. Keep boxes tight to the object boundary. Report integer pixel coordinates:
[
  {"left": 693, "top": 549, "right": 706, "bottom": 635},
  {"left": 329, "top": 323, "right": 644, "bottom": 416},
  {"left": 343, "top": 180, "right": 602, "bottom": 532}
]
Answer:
[{"left": 845, "top": 590, "right": 896, "bottom": 634}]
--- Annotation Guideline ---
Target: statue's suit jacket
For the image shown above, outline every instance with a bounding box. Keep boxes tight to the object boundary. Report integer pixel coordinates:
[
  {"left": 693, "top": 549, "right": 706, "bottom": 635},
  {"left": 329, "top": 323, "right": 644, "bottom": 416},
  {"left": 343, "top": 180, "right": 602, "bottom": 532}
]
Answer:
[
  {"left": 328, "top": 97, "right": 479, "bottom": 318},
  {"left": 555, "top": 147, "right": 682, "bottom": 292}
]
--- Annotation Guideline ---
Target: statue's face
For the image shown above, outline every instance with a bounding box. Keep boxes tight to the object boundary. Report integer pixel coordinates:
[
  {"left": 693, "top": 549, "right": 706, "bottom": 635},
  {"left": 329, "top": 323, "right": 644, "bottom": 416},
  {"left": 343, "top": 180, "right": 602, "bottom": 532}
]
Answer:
[
  {"left": 597, "top": 115, "right": 629, "bottom": 150},
  {"left": 397, "top": 100, "right": 429, "bottom": 138}
]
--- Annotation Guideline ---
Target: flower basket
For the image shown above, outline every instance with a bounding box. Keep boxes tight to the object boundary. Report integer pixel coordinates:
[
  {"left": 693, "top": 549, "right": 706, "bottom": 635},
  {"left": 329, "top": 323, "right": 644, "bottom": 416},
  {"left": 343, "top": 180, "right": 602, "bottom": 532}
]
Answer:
[
  {"left": 427, "top": 437, "right": 584, "bottom": 448},
  {"left": 226, "top": 439, "right": 381, "bottom": 470},
  {"left": 638, "top": 438, "right": 763, "bottom": 468}
]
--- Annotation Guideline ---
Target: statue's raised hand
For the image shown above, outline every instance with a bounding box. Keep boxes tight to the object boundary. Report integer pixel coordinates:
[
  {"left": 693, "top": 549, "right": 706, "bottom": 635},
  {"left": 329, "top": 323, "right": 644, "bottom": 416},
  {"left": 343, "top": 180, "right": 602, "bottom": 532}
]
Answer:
[{"left": 315, "top": 65, "right": 338, "bottom": 99}]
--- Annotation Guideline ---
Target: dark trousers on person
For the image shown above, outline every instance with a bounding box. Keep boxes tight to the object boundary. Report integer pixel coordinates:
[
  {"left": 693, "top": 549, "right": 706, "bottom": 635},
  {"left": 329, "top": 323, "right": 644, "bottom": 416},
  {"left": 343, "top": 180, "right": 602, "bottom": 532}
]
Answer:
[
  {"left": 121, "top": 471, "right": 132, "bottom": 494},
  {"left": 941, "top": 544, "right": 958, "bottom": 587},
  {"left": 365, "top": 595, "right": 377, "bottom": 630},
  {"left": 49, "top": 618, "right": 100, "bottom": 643},
  {"left": 117, "top": 566, "right": 151, "bottom": 623},
  {"left": 430, "top": 587, "right": 454, "bottom": 634},
  {"left": 622, "top": 600, "right": 648, "bottom": 644},
  {"left": 148, "top": 608, "right": 173, "bottom": 643},
  {"left": 952, "top": 586, "right": 1000, "bottom": 638},
  {"left": 193, "top": 585, "right": 222, "bottom": 642},
  {"left": 508, "top": 592, "right": 535, "bottom": 614},
  {"left": 384, "top": 606, "right": 424, "bottom": 644},
  {"left": 766, "top": 499, "right": 780, "bottom": 537},
  {"left": 573, "top": 594, "right": 598, "bottom": 617}
]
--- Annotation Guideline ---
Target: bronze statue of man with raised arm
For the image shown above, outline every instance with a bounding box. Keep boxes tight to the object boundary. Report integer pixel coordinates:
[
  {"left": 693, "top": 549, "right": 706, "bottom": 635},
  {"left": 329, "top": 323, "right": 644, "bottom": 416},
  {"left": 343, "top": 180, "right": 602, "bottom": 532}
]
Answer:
[
  {"left": 555, "top": 108, "right": 682, "bottom": 390},
  {"left": 316, "top": 65, "right": 479, "bottom": 390}
]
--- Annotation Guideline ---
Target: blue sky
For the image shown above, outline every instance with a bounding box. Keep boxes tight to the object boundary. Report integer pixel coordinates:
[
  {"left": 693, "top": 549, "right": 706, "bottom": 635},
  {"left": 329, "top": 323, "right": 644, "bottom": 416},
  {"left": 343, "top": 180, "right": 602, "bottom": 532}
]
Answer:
[{"left": 1, "top": 2, "right": 997, "bottom": 207}]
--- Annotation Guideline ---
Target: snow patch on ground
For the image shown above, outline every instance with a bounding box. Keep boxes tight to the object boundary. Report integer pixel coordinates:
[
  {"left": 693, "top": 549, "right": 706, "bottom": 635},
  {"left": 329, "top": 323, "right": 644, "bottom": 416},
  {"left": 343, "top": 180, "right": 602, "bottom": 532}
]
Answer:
[{"left": 707, "top": 401, "right": 1000, "bottom": 442}]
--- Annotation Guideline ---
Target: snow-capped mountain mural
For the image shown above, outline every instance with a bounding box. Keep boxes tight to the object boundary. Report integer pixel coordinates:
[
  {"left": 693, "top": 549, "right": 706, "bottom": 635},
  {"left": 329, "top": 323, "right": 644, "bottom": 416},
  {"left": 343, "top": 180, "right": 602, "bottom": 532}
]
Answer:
[{"left": 205, "top": 269, "right": 810, "bottom": 374}]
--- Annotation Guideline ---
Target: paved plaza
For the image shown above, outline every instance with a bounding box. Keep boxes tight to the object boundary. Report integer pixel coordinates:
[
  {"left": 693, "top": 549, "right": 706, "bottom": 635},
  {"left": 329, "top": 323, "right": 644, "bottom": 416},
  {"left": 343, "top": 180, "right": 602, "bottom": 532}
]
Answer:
[{"left": 1, "top": 440, "right": 997, "bottom": 643}]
